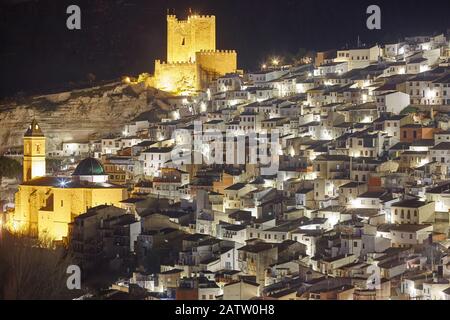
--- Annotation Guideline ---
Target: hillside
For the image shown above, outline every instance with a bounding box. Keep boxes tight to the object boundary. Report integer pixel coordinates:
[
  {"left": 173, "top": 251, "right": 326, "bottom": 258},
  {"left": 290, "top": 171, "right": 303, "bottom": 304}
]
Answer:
[{"left": 0, "top": 82, "right": 168, "bottom": 152}]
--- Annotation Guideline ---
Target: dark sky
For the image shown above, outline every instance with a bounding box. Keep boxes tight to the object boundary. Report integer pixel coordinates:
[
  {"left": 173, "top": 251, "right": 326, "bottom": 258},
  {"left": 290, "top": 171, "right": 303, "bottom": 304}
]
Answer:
[{"left": 1, "top": 0, "right": 449, "bottom": 98}]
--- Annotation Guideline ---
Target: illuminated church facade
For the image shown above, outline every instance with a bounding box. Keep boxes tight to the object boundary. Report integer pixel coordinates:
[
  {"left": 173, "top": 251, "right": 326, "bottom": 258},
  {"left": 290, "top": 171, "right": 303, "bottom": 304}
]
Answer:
[
  {"left": 152, "top": 14, "right": 238, "bottom": 94},
  {"left": 11, "top": 120, "right": 127, "bottom": 241}
]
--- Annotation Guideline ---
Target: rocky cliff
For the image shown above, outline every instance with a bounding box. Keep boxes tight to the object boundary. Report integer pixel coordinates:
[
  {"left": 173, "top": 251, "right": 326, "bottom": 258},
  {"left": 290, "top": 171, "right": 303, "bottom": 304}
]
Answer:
[{"left": 0, "top": 82, "right": 168, "bottom": 152}]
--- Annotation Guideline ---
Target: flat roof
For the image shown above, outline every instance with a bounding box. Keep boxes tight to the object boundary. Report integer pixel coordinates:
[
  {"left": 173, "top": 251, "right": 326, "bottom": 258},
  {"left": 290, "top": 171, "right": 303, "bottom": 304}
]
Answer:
[{"left": 391, "top": 199, "right": 431, "bottom": 208}]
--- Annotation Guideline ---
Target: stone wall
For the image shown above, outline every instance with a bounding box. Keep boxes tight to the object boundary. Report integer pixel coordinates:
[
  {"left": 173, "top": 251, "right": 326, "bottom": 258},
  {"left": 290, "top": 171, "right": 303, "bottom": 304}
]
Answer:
[
  {"left": 196, "top": 50, "right": 237, "bottom": 89},
  {"left": 154, "top": 60, "right": 198, "bottom": 93}
]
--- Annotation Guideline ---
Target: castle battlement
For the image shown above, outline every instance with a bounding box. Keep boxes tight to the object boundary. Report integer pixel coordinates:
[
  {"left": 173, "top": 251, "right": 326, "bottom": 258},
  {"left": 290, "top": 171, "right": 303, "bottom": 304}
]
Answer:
[
  {"left": 197, "top": 49, "right": 237, "bottom": 55},
  {"left": 156, "top": 59, "right": 196, "bottom": 67},
  {"left": 167, "top": 14, "right": 215, "bottom": 22},
  {"left": 188, "top": 15, "right": 215, "bottom": 20}
]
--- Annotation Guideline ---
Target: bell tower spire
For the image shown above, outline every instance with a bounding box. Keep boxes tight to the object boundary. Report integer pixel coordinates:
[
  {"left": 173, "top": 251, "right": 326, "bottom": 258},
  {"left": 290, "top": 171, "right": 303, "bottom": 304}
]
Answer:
[{"left": 23, "top": 119, "right": 46, "bottom": 182}]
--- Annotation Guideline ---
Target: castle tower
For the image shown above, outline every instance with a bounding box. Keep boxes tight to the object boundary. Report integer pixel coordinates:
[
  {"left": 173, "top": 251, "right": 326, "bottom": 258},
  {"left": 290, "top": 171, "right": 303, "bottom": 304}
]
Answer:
[
  {"left": 167, "top": 14, "right": 216, "bottom": 63},
  {"left": 154, "top": 13, "right": 236, "bottom": 94},
  {"left": 23, "top": 119, "right": 46, "bottom": 182}
]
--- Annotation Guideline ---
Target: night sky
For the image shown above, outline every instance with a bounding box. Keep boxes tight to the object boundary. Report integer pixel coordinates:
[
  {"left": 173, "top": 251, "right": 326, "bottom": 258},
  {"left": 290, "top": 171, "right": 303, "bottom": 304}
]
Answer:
[{"left": 1, "top": 0, "right": 449, "bottom": 98}]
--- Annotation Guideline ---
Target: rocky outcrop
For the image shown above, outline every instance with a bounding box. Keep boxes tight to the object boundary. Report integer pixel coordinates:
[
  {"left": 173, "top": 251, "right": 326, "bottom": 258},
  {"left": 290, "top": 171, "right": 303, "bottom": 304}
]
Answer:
[{"left": 0, "top": 82, "right": 168, "bottom": 152}]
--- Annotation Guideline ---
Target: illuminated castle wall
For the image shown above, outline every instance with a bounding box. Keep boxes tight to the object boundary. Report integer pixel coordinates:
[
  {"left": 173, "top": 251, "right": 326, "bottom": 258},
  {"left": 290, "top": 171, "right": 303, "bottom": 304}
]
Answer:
[
  {"left": 167, "top": 14, "right": 216, "bottom": 63},
  {"left": 154, "top": 60, "right": 197, "bottom": 94},
  {"left": 196, "top": 50, "right": 237, "bottom": 90},
  {"left": 153, "top": 14, "right": 237, "bottom": 94}
]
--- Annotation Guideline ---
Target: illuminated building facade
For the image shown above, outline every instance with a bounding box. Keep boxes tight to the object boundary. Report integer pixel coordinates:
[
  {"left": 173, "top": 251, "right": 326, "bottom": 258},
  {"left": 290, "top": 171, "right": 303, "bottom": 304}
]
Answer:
[
  {"left": 11, "top": 120, "right": 127, "bottom": 240},
  {"left": 153, "top": 14, "right": 237, "bottom": 94}
]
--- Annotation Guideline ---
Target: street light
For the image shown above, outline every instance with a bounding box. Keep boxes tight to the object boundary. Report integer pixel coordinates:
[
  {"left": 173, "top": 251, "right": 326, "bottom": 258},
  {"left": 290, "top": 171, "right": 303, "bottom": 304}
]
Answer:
[
  {"left": 272, "top": 59, "right": 279, "bottom": 66},
  {"left": 59, "top": 179, "right": 68, "bottom": 188}
]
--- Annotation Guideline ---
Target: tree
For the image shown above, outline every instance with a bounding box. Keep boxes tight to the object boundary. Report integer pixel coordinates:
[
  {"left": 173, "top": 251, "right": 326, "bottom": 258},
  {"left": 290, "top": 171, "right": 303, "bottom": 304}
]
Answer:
[
  {"left": 0, "top": 156, "right": 22, "bottom": 185},
  {"left": 46, "top": 158, "right": 62, "bottom": 175},
  {"left": 0, "top": 231, "right": 78, "bottom": 300},
  {"left": 290, "top": 48, "right": 315, "bottom": 66},
  {"left": 86, "top": 73, "right": 96, "bottom": 86}
]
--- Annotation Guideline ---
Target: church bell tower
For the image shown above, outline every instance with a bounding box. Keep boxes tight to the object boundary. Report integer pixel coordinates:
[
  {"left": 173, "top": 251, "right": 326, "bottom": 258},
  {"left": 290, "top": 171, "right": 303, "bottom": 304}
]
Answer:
[{"left": 23, "top": 119, "right": 46, "bottom": 182}]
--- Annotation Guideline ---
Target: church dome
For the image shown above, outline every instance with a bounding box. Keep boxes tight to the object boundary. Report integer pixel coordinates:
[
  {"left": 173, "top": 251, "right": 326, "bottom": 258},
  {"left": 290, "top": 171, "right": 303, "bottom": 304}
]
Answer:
[{"left": 72, "top": 158, "right": 105, "bottom": 176}]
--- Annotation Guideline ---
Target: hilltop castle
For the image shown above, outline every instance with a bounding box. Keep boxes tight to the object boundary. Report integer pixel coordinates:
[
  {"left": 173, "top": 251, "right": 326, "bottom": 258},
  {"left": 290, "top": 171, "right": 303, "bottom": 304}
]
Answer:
[{"left": 152, "top": 14, "right": 238, "bottom": 94}]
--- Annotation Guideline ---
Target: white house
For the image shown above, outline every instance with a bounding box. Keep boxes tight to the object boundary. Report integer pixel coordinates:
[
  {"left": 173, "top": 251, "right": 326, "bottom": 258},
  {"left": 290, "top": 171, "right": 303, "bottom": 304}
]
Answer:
[
  {"left": 387, "top": 224, "right": 433, "bottom": 247},
  {"left": 248, "top": 69, "right": 289, "bottom": 84},
  {"left": 335, "top": 45, "right": 382, "bottom": 71},
  {"left": 223, "top": 279, "right": 260, "bottom": 300},
  {"left": 422, "top": 278, "right": 450, "bottom": 300},
  {"left": 430, "top": 142, "right": 450, "bottom": 167},
  {"left": 375, "top": 91, "right": 410, "bottom": 114},
  {"left": 101, "top": 137, "right": 120, "bottom": 155},
  {"left": 314, "top": 61, "right": 348, "bottom": 76},
  {"left": 63, "top": 141, "right": 90, "bottom": 157},
  {"left": 140, "top": 146, "right": 173, "bottom": 177}
]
